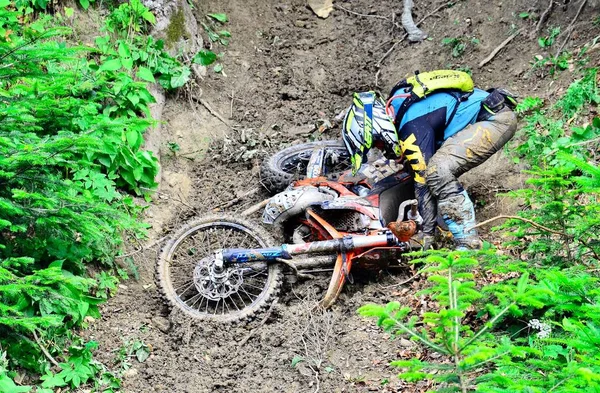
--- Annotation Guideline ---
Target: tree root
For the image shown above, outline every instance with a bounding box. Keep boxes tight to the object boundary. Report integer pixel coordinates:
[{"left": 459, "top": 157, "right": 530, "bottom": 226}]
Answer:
[{"left": 478, "top": 28, "right": 524, "bottom": 68}]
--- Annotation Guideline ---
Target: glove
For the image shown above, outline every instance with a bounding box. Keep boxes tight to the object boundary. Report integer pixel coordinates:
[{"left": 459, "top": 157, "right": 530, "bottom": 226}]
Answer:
[
  {"left": 410, "top": 232, "right": 435, "bottom": 250},
  {"left": 421, "top": 234, "right": 435, "bottom": 250}
]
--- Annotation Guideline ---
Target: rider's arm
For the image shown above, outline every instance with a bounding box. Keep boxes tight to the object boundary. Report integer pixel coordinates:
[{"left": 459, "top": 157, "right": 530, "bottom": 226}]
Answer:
[{"left": 398, "top": 111, "right": 446, "bottom": 235}]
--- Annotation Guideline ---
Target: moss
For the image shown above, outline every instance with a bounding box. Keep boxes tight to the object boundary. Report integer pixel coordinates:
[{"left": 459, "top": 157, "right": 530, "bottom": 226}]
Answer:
[{"left": 165, "top": 7, "right": 189, "bottom": 47}]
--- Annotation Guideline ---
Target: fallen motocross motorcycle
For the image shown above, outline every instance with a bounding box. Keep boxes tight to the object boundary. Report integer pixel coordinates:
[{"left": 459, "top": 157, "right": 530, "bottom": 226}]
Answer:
[{"left": 156, "top": 141, "right": 423, "bottom": 323}]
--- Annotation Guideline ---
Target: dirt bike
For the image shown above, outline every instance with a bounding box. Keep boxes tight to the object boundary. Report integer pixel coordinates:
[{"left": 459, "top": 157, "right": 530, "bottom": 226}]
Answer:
[{"left": 156, "top": 141, "right": 422, "bottom": 323}]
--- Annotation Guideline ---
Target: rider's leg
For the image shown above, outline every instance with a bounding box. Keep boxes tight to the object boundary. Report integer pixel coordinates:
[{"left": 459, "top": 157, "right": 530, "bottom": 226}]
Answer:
[{"left": 425, "top": 109, "right": 517, "bottom": 249}]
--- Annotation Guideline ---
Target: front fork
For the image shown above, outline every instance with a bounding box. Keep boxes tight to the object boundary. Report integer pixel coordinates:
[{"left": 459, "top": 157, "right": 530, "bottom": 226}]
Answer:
[{"left": 218, "top": 231, "right": 401, "bottom": 265}]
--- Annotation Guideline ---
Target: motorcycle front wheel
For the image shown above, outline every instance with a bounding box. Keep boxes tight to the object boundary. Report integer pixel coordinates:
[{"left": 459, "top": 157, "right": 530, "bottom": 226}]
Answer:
[{"left": 156, "top": 214, "right": 283, "bottom": 323}]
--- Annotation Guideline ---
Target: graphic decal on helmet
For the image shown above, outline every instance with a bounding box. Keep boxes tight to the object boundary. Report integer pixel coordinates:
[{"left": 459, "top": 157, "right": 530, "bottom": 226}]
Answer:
[{"left": 342, "top": 91, "right": 401, "bottom": 174}]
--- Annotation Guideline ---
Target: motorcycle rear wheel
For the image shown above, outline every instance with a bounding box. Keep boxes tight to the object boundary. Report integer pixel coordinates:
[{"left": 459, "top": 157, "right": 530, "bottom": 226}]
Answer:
[
  {"left": 156, "top": 214, "right": 282, "bottom": 323},
  {"left": 260, "top": 140, "right": 352, "bottom": 195}
]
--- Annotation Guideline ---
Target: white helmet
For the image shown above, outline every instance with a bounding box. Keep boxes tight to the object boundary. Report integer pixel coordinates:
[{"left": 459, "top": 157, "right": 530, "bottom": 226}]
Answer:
[{"left": 342, "top": 91, "right": 401, "bottom": 174}]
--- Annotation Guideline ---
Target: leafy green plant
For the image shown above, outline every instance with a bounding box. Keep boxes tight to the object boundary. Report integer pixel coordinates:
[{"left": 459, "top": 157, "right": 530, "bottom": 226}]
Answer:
[
  {"left": 515, "top": 96, "right": 543, "bottom": 114},
  {"left": 442, "top": 37, "right": 466, "bottom": 58},
  {"left": 14, "top": 0, "right": 93, "bottom": 11},
  {"left": 360, "top": 252, "right": 545, "bottom": 392},
  {"left": 538, "top": 26, "right": 560, "bottom": 48},
  {"left": 514, "top": 68, "right": 599, "bottom": 159},
  {"left": 0, "top": 1, "right": 164, "bottom": 391},
  {"left": 455, "top": 66, "right": 472, "bottom": 76},
  {"left": 203, "top": 13, "right": 230, "bottom": 45},
  {"left": 200, "top": 12, "right": 230, "bottom": 72},
  {"left": 114, "top": 339, "right": 150, "bottom": 371},
  {"left": 531, "top": 51, "right": 571, "bottom": 77},
  {"left": 104, "top": 0, "right": 156, "bottom": 39}
]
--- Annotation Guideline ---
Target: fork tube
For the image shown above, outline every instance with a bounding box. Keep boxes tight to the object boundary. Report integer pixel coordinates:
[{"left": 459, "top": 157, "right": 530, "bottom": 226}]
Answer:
[{"left": 222, "top": 234, "right": 393, "bottom": 263}]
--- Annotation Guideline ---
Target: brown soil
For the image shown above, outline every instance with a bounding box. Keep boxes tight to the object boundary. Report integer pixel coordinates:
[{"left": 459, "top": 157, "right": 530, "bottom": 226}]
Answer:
[{"left": 84, "top": 1, "right": 600, "bottom": 392}]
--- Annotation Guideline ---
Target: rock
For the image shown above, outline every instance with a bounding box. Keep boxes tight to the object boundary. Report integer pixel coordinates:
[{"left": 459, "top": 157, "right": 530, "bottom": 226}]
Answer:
[
  {"left": 286, "top": 125, "right": 314, "bottom": 136},
  {"left": 308, "top": 0, "right": 334, "bottom": 18},
  {"left": 162, "top": 171, "right": 192, "bottom": 201},
  {"left": 152, "top": 316, "right": 171, "bottom": 333},
  {"left": 294, "top": 20, "right": 308, "bottom": 28},
  {"left": 399, "top": 338, "right": 415, "bottom": 348},
  {"left": 297, "top": 363, "right": 314, "bottom": 377},
  {"left": 279, "top": 85, "right": 302, "bottom": 100},
  {"left": 142, "top": 0, "right": 200, "bottom": 55},
  {"left": 191, "top": 64, "right": 207, "bottom": 78},
  {"left": 123, "top": 368, "right": 138, "bottom": 378}
]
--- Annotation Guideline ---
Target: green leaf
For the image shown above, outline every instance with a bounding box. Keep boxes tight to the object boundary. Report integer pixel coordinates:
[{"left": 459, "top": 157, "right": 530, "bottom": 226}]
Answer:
[
  {"left": 64, "top": 7, "right": 74, "bottom": 17},
  {"left": 207, "top": 13, "right": 228, "bottom": 23},
  {"left": 169, "top": 68, "right": 191, "bottom": 88},
  {"left": 126, "top": 130, "right": 139, "bottom": 148},
  {"left": 136, "top": 347, "right": 150, "bottom": 362},
  {"left": 0, "top": 374, "right": 31, "bottom": 392},
  {"left": 213, "top": 63, "right": 223, "bottom": 73},
  {"left": 218, "top": 30, "right": 231, "bottom": 37},
  {"left": 357, "top": 304, "right": 385, "bottom": 318},
  {"left": 79, "top": 0, "right": 90, "bottom": 9},
  {"left": 193, "top": 50, "right": 217, "bottom": 66},
  {"left": 137, "top": 67, "right": 155, "bottom": 82},
  {"left": 121, "top": 170, "right": 137, "bottom": 186},
  {"left": 517, "top": 272, "right": 529, "bottom": 294},
  {"left": 519, "top": 12, "right": 529, "bottom": 18},
  {"left": 142, "top": 11, "right": 156, "bottom": 24},
  {"left": 133, "top": 165, "right": 143, "bottom": 181},
  {"left": 291, "top": 355, "right": 304, "bottom": 368},
  {"left": 121, "top": 57, "right": 133, "bottom": 70},
  {"left": 99, "top": 58, "right": 122, "bottom": 72},
  {"left": 41, "top": 372, "right": 67, "bottom": 388}
]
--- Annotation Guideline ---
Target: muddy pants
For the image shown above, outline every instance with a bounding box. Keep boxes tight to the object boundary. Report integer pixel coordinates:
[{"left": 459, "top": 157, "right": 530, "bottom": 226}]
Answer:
[{"left": 417, "top": 109, "right": 517, "bottom": 234}]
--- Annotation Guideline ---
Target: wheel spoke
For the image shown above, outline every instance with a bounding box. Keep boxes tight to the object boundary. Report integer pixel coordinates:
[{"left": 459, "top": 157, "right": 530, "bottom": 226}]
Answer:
[
  {"left": 184, "top": 292, "right": 202, "bottom": 305},
  {"left": 174, "top": 280, "right": 194, "bottom": 293},
  {"left": 239, "top": 285, "right": 258, "bottom": 302},
  {"left": 161, "top": 219, "right": 280, "bottom": 321}
]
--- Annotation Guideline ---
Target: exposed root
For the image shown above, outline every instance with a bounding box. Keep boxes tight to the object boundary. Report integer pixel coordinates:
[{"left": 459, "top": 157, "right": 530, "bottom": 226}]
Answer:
[
  {"left": 33, "top": 330, "right": 60, "bottom": 368},
  {"left": 241, "top": 198, "right": 270, "bottom": 217},
  {"left": 554, "top": 0, "right": 587, "bottom": 57},
  {"left": 211, "top": 187, "right": 260, "bottom": 212},
  {"left": 478, "top": 28, "right": 524, "bottom": 68},
  {"left": 402, "top": 0, "right": 428, "bottom": 42},
  {"left": 376, "top": 1, "right": 451, "bottom": 72},
  {"left": 531, "top": 0, "right": 554, "bottom": 39},
  {"left": 467, "top": 215, "right": 571, "bottom": 237}
]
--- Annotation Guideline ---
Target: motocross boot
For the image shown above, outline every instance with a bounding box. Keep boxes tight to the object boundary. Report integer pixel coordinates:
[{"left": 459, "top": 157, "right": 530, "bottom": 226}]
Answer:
[
  {"left": 437, "top": 190, "right": 482, "bottom": 250},
  {"left": 409, "top": 232, "right": 435, "bottom": 250}
]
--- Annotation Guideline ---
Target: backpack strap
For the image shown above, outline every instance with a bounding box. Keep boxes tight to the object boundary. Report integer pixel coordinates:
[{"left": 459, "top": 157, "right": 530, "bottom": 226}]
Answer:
[
  {"left": 391, "top": 90, "right": 472, "bottom": 132},
  {"left": 445, "top": 91, "right": 472, "bottom": 127}
]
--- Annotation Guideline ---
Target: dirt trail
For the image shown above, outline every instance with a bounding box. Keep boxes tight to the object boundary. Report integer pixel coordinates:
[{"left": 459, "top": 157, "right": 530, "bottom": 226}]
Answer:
[{"left": 84, "top": 1, "right": 600, "bottom": 392}]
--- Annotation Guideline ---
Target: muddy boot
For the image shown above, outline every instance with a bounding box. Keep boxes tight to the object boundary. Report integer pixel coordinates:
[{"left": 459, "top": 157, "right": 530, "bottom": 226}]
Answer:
[
  {"left": 438, "top": 191, "right": 482, "bottom": 250},
  {"left": 409, "top": 232, "right": 435, "bottom": 250}
]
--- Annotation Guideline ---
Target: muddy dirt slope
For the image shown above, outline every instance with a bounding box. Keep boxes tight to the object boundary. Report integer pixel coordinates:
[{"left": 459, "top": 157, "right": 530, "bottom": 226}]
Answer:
[{"left": 84, "top": 1, "right": 600, "bottom": 392}]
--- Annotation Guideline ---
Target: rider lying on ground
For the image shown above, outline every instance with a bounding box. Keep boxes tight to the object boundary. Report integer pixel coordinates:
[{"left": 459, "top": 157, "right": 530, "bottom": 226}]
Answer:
[{"left": 341, "top": 70, "right": 518, "bottom": 250}]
